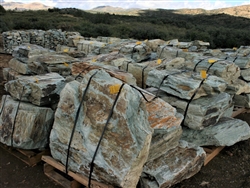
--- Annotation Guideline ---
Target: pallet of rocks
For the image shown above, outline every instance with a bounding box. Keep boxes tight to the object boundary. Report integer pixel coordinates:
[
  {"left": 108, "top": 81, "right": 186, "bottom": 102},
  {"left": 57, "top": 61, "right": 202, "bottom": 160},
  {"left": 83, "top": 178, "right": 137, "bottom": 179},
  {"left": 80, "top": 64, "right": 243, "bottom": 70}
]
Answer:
[
  {"left": 2, "top": 29, "right": 80, "bottom": 53},
  {"left": 7, "top": 43, "right": 79, "bottom": 77},
  {"left": 0, "top": 45, "right": 67, "bottom": 165},
  {"left": 47, "top": 63, "right": 206, "bottom": 188}
]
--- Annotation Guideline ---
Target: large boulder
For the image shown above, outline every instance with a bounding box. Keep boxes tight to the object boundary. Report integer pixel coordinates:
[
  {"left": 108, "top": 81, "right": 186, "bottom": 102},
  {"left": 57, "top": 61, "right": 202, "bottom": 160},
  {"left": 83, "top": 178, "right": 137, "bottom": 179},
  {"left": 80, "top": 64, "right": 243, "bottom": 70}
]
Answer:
[
  {"left": 49, "top": 70, "right": 153, "bottom": 187},
  {"left": 0, "top": 95, "right": 54, "bottom": 149}
]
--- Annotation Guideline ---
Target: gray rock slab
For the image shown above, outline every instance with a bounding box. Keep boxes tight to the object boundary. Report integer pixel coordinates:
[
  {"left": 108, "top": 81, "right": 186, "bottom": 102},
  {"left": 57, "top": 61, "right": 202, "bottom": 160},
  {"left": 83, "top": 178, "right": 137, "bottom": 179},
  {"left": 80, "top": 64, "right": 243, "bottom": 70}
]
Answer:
[
  {"left": 181, "top": 117, "right": 250, "bottom": 146},
  {"left": 0, "top": 95, "right": 54, "bottom": 149},
  {"left": 240, "top": 68, "right": 250, "bottom": 81},
  {"left": 227, "top": 56, "right": 250, "bottom": 69},
  {"left": 5, "top": 73, "right": 65, "bottom": 106},
  {"left": 12, "top": 43, "right": 51, "bottom": 59},
  {"left": 118, "top": 43, "right": 151, "bottom": 63},
  {"left": 226, "top": 79, "right": 250, "bottom": 95},
  {"left": 233, "top": 94, "right": 250, "bottom": 108},
  {"left": 3, "top": 68, "right": 21, "bottom": 81},
  {"left": 146, "top": 69, "right": 227, "bottom": 100},
  {"left": 50, "top": 70, "right": 153, "bottom": 187},
  {"left": 160, "top": 92, "right": 233, "bottom": 130},
  {"left": 185, "top": 57, "right": 241, "bottom": 82},
  {"left": 140, "top": 140, "right": 206, "bottom": 188},
  {"left": 8, "top": 58, "right": 31, "bottom": 75}
]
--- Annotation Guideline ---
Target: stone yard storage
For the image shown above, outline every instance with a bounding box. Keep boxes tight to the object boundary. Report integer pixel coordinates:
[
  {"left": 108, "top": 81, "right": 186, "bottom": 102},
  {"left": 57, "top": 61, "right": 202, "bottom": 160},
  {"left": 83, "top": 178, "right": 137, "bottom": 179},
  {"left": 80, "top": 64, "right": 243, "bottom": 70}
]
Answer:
[{"left": 1, "top": 30, "right": 250, "bottom": 188}]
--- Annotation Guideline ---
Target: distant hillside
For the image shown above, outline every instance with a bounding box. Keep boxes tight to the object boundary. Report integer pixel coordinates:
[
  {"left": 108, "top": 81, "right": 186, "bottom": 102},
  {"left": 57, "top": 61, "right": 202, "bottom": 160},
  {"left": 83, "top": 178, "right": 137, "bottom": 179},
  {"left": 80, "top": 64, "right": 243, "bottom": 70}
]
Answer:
[
  {"left": 90, "top": 5, "right": 250, "bottom": 19},
  {"left": 2, "top": 2, "right": 53, "bottom": 10},
  {"left": 89, "top": 6, "right": 142, "bottom": 15}
]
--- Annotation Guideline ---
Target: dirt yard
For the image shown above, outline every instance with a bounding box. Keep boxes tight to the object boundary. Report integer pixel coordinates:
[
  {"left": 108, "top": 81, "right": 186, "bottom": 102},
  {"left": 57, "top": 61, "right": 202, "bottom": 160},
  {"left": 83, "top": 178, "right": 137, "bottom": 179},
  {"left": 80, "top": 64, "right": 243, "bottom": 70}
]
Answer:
[{"left": 0, "top": 52, "right": 250, "bottom": 188}]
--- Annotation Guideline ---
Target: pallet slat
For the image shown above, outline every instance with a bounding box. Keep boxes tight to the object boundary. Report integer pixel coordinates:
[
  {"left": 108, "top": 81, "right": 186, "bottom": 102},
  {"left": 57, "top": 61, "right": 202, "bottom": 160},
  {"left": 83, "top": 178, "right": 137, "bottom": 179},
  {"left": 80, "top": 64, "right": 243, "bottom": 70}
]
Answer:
[
  {"left": 203, "top": 146, "right": 225, "bottom": 166},
  {"left": 0, "top": 143, "right": 49, "bottom": 166},
  {"left": 42, "top": 155, "right": 114, "bottom": 188}
]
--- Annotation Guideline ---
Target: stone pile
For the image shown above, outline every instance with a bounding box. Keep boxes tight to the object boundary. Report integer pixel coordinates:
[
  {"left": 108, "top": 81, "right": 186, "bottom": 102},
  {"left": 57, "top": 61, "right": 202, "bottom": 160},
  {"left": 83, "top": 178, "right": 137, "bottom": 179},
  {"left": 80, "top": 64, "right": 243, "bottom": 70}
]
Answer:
[
  {"left": 50, "top": 68, "right": 206, "bottom": 187},
  {"left": 0, "top": 44, "right": 67, "bottom": 150},
  {"left": 1, "top": 30, "right": 250, "bottom": 187},
  {"left": 2, "top": 29, "right": 80, "bottom": 53}
]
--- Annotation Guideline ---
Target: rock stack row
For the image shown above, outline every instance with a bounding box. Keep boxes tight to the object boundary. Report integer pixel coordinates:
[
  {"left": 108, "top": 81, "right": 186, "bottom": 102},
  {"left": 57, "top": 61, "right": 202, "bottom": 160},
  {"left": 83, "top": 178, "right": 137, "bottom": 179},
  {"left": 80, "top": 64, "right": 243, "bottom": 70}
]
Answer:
[{"left": 2, "top": 29, "right": 81, "bottom": 53}]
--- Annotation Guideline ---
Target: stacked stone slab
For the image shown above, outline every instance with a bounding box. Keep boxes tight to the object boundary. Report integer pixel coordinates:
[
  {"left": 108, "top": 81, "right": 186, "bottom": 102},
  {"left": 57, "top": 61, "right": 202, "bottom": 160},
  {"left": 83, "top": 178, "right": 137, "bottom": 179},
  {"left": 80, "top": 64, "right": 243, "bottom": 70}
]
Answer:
[
  {"left": 0, "top": 43, "right": 69, "bottom": 150},
  {"left": 2, "top": 29, "right": 80, "bottom": 53},
  {"left": 145, "top": 45, "right": 250, "bottom": 149},
  {"left": 2, "top": 32, "right": 250, "bottom": 187},
  {"left": 50, "top": 68, "right": 205, "bottom": 187},
  {"left": 8, "top": 44, "right": 79, "bottom": 77}
]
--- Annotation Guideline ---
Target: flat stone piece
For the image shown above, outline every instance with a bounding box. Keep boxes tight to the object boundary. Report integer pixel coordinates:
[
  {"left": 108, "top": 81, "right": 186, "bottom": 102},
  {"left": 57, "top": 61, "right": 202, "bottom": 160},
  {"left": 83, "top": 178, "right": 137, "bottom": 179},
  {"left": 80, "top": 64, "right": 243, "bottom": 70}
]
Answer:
[
  {"left": 181, "top": 117, "right": 250, "bottom": 146},
  {"left": 140, "top": 140, "right": 206, "bottom": 188},
  {"left": 0, "top": 95, "right": 54, "bottom": 149},
  {"left": 49, "top": 70, "right": 153, "bottom": 187},
  {"left": 5, "top": 73, "right": 65, "bottom": 106},
  {"left": 8, "top": 58, "right": 31, "bottom": 75},
  {"left": 160, "top": 92, "right": 233, "bottom": 130},
  {"left": 118, "top": 43, "right": 151, "bottom": 63},
  {"left": 12, "top": 43, "right": 51, "bottom": 59},
  {"left": 233, "top": 94, "right": 250, "bottom": 108},
  {"left": 3, "top": 68, "right": 21, "bottom": 81},
  {"left": 146, "top": 69, "right": 227, "bottom": 100},
  {"left": 226, "top": 79, "right": 250, "bottom": 95},
  {"left": 186, "top": 57, "right": 241, "bottom": 82}
]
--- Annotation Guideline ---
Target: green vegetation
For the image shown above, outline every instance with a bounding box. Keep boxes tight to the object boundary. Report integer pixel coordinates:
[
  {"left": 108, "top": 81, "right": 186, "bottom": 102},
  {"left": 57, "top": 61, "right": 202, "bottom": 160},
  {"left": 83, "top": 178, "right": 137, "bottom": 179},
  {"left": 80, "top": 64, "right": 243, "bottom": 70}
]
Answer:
[{"left": 1, "top": 7, "right": 250, "bottom": 48}]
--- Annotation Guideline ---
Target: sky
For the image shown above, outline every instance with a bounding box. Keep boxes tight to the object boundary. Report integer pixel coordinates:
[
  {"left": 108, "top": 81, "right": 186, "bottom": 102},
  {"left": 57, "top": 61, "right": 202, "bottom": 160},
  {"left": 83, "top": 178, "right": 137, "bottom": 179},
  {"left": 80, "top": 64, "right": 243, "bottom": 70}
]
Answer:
[{"left": 2, "top": 0, "right": 250, "bottom": 10}]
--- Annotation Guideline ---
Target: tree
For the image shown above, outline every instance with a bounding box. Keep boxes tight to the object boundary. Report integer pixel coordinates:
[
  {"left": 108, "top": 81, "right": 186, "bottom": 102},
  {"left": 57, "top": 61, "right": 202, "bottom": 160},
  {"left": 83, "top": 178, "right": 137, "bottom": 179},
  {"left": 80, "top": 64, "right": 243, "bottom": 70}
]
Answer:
[{"left": 0, "top": 5, "right": 6, "bottom": 15}]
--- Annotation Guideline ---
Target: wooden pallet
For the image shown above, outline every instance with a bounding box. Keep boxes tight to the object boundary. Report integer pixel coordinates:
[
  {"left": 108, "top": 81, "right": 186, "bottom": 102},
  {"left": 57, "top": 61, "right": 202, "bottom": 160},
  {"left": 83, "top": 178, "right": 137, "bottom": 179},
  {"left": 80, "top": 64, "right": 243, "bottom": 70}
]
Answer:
[
  {"left": 42, "top": 155, "right": 114, "bottom": 188},
  {"left": 203, "top": 146, "right": 225, "bottom": 166},
  {"left": 232, "top": 106, "right": 250, "bottom": 117},
  {"left": 202, "top": 106, "right": 250, "bottom": 166},
  {"left": 0, "top": 143, "right": 50, "bottom": 167}
]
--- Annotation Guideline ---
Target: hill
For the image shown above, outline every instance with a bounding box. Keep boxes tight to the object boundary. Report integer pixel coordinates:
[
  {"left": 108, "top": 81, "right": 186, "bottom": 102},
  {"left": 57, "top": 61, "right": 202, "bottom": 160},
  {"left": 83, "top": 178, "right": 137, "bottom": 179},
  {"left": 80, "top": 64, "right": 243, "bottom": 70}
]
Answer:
[
  {"left": 2, "top": 1, "right": 53, "bottom": 10},
  {"left": 90, "top": 4, "right": 250, "bottom": 19}
]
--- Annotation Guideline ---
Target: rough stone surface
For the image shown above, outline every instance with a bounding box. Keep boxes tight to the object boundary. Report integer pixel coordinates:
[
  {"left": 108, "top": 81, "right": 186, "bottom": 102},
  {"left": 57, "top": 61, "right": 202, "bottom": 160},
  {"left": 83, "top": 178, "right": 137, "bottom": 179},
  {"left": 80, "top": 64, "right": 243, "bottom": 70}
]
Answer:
[
  {"left": 145, "top": 94, "right": 183, "bottom": 161},
  {"left": 8, "top": 58, "right": 31, "bottom": 75},
  {"left": 12, "top": 43, "right": 51, "bottom": 59},
  {"left": 185, "top": 57, "right": 241, "bottom": 82},
  {"left": 50, "top": 70, "right": 153, "bottom": 187},
  {"left": 181, "top": 117, "right": 250, "bottom": 146},
  {"left": 146, "top": 39, "right": 166, "bottom": 52},
  {"left": 227, "top": 56, "right": 250, "bottom": 69},
  {"left": 146, "top": 69, "right": 227, "bottom": 100},
  {"left": 71, "top": 61, "right": 137, "bottom": 85},
  {"left": 140, "top": 140, "right": 206, "bottom": 188},
  {"left": 0, "top": 95, "right": 54, "bottom": 149},
  {"left": 5, "top": 73, "right": 65, "bottom": 106},
  {"left": 27, "top": 53, "right": 78, "bottom": 76},
  {"left": 240, "top": 68, "right": 250, "bottom": 81},
  {"left": 118, "top": 43, "right": 151, "bottom": 63},
  {"left": 3, "top": 68, "right": 21, "bottom": 81},
  {"left": 226, "top": 79, "right": 250, "bottom": 95},
  {"left": 159, "top": 92, "right": 233, "bottom": 130},
  {"left": 233, "top": 94, "right": 250, "bottom": 108}
]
